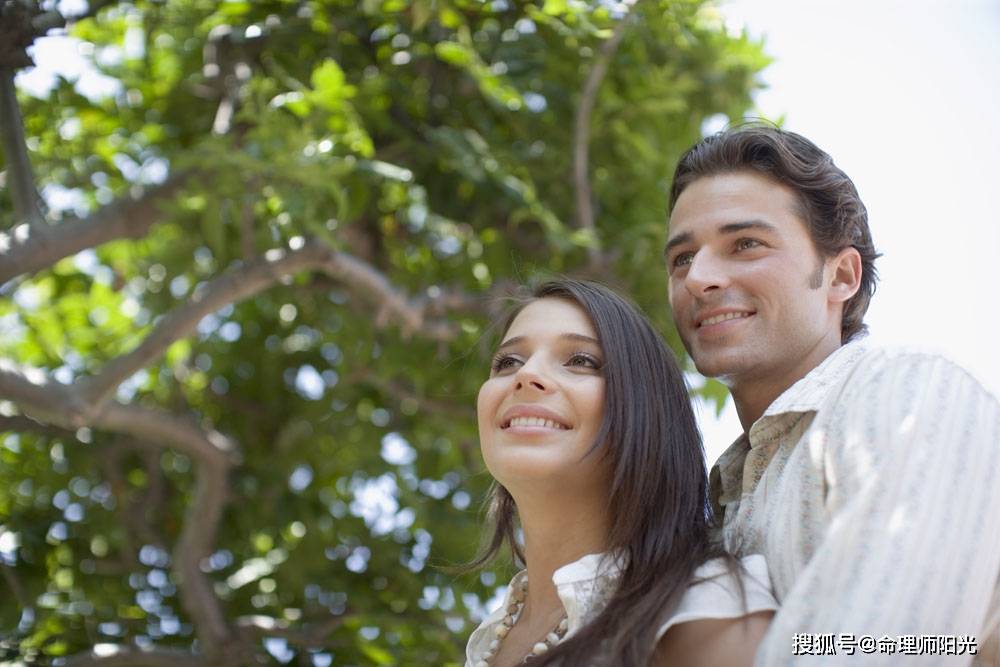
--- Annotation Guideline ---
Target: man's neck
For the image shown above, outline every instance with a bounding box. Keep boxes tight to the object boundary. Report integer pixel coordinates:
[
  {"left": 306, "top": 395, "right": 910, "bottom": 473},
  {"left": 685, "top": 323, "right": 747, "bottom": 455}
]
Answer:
[{"left": 730, "top": 336, "right": 844, "bottom": 431}]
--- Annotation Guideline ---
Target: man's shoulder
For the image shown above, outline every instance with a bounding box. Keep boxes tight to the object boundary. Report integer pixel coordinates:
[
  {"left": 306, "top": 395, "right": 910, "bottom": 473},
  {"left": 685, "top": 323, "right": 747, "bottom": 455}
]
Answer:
[
  {"left": 821, "top": 342, "right": 998, "bottom": 414},
  {"left": 844, "top": 344, "right": 988, "bottom": 388},
  {"left": 767, "top": 343, "right": 988, "bottom": 419},
  {"left": 811, "top": 344, "right": 1000, "bottom": 493}
]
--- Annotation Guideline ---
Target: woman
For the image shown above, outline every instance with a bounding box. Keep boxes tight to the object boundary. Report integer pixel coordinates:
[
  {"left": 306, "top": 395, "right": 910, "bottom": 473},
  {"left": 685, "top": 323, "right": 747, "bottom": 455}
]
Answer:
[{"left": 465, "top": 279, "right": 775, "bottom": 667}]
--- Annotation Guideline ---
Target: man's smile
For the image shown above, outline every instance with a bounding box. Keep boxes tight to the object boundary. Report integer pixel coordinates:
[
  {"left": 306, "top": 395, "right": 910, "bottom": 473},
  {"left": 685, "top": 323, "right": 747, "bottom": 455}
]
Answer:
[{"left": 697, "top": 310, "right": 756, "bottom": 328}]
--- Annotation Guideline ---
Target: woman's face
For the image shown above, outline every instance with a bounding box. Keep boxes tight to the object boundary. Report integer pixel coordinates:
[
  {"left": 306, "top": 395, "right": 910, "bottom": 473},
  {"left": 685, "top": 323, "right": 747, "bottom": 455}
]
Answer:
[{"left": 477, "top": 298, "right": 608, "bottom": 495}]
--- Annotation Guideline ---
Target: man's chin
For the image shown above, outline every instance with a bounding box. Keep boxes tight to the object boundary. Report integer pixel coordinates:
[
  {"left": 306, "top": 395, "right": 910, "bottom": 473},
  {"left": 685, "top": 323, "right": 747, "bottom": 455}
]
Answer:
[{"left": 692, "top": 352, "right": 747, "bottom": 383}]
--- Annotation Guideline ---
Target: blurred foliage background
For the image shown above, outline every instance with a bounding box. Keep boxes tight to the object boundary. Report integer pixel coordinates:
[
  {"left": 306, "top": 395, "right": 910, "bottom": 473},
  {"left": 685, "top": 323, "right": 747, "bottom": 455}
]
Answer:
[{"left": 0, "top": 0, "right": 767, "bottom": 664}]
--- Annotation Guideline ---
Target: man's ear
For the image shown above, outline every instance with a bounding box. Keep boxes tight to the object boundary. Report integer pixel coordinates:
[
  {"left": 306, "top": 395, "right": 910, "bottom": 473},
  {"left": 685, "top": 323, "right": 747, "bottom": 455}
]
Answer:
[{"left": 828, "top": 246, "right": 862, "bottom": 305}]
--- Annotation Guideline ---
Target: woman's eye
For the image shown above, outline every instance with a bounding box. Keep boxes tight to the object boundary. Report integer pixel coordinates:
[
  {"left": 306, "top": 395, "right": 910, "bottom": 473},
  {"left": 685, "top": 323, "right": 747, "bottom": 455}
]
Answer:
[
  {"left": 566, "top": 353, "right": 602, "bottom": 370},
  {"left": 736, "top": 238, "right": 762, "bottom": 251},
  {"left": 491, "top": 354, "right": 520, "bottom": 373}
]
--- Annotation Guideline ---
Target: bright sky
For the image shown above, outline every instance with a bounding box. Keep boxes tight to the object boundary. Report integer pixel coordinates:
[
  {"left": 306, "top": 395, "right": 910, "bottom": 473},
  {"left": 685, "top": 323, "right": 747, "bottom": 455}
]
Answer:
[{"left": 694, "top": 0, "right": 1000, "bottom": 464}]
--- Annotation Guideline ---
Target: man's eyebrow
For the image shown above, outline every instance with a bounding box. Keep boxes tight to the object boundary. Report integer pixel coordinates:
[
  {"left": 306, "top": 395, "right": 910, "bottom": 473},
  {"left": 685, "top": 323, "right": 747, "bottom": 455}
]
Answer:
[
  {"left": 496, "top": 333, "right": 600, "bottom": 350},
  {"left": 663, "top": 220, "right": 778, "bottom": 257},
  {"left": 664, "top": 231, "right": 692, "bottom": 257},
  {"left": 719, "top": 220, "right": 778, "bottom": 235}
]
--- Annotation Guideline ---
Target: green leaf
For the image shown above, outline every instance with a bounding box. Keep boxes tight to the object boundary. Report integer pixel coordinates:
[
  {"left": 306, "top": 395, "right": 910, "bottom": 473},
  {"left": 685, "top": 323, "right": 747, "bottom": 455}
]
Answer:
[
  {"left": 412, "top": 0, "right": 433, "bottom": 31},
  {"left": 542, "top": 0, "right": 569, "bottom": 16},
  {"left": 310, "top": 59, "right": 357, "bottom": 111},
  {"left": 361, "top": 643, "right": 397, "bottom": 664},
  {"left": 434, "top": 41, "right": 472, "bottom": 67}
]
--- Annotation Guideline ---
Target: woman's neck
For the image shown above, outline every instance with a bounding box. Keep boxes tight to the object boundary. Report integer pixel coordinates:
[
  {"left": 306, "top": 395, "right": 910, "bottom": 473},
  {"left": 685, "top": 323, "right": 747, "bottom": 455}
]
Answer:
[{"left": 513, "top": 488, "right": 610, "bottom": 625}]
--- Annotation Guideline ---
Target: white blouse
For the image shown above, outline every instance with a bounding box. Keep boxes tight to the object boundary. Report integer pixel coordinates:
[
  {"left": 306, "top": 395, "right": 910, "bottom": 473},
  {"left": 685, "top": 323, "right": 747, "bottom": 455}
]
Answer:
[{"left": 464, "top": 553, "right": 776, "bottom": 666}]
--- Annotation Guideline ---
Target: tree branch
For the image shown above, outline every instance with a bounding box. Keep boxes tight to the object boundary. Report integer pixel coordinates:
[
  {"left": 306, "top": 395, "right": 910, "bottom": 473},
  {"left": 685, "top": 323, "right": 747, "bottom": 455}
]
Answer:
[
  {"left": 321, "top": 247, "right": 457, "bottom": 340},
  {"left": 0, "top": 363, "right": 87, "bottom": 424},
  {"left": 0, "top": 375, "right": 238, "bottom": 654},
  {"left": 94, "top": 403, "right": 236, "bottom": 656},
  {"left": 0, "top": 364, "right": 235, "bottom": 467},
  {"left": 77, "top": 242, "right": 462, "bottom": 408},
  {"left": 0, "top": 174, "right": 188, "bottom": 286},
  {"left": 0, "top": 413, "right": 79, "bottom": 440},
  {"left": 72, "top": 242, "right": 319, "bottom": 407},
  {"left": 172, "top": 462, "right": 234, "bottom": 656},
  {"left": 0, "top": 2, "right": 66, "bottom": 228},
  {"left": 95, "top": 420, "right": 226, "bottom": 620},
  {"left": 0, "top": 66, "right": 43, "bottom": 227},
  {"left": 573, "top": 13, "right": 634, "bottom": 266},
  {"left": 95, "top": 403, "right": 236, "bottom": 468},
  {"left": 235, "top": 613, "right": 347, "bottom": 649}
]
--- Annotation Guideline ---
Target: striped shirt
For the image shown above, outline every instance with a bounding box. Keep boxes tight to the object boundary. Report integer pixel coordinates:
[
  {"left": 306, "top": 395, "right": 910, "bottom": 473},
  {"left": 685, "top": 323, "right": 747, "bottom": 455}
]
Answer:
[{"left": 710, "top": 342, "right": 1000, "bottom": 666}]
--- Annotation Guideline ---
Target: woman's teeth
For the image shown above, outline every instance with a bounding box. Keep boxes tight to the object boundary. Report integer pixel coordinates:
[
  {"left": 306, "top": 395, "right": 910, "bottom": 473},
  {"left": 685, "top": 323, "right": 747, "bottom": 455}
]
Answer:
[{"left": 507, "top": 416, "right": 568, "bottom": 429}]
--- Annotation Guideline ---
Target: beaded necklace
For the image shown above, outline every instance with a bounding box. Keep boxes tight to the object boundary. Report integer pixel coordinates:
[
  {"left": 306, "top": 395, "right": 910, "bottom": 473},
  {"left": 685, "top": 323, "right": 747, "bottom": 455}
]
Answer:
[{"left": 473, "top": 576, "right": 570, "bottom": 667}]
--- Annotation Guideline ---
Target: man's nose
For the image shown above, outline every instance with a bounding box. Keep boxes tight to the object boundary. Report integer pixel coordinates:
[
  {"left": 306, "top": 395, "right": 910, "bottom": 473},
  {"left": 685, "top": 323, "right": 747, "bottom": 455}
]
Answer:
[{"left": 684, "top": 251, "right": 729, "bottom": 296}]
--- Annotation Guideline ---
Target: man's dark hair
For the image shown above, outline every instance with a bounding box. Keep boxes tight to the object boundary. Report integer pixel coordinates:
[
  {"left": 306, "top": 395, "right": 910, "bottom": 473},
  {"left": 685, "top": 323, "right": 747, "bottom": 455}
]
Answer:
[
  {"left": 468, "top": 278, "right": 737, "bottom": 665},
  {"left": 668, "top": 123, "right": 880, "bottom": 342}
]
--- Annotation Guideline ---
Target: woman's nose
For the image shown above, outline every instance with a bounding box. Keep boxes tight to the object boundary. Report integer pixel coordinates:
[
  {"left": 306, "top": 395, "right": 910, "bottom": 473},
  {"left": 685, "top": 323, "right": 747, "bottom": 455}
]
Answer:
[{"left": 514, "top": 358, "right": 549, "bottom": 392}]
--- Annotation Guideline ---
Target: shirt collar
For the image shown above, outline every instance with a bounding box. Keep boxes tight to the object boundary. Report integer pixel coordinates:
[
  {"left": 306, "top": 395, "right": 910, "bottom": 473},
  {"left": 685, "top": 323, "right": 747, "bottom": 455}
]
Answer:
[
  {"left": 760, "top": 340, "right": 869, "bottom": 418},
  {"left": 711, "top": 432, "right": 750, "bottom": 515},
  {"left": 551, "top": 552, "right": 623, "bottom": 585},
  {"left": 471, "top": 552, "right": 622, "bottom": 648},
  {"left": 710, "top": 341, "right": 868, "bottom": 512},
  {"left": 484, "top": 552, "right": 622, "bottom": 619}
]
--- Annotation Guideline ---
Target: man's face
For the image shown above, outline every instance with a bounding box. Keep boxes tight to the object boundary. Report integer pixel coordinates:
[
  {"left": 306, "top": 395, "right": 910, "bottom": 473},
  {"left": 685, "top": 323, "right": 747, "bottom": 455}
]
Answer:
[{"left": 666, "top": 171, "right": 842, "bottom": 389}]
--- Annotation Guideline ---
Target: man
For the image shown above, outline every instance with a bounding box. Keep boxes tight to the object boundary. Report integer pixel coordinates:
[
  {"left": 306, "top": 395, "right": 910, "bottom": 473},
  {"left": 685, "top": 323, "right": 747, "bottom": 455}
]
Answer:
[{"left": 665, "top": 124, "right": 1000, "bottom": 665}]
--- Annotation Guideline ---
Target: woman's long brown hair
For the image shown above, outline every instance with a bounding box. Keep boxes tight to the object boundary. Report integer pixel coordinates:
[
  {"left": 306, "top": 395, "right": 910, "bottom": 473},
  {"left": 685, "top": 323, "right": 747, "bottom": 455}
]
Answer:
[{"left": 469, "top": 279, "right": 737, "bottom": 666}]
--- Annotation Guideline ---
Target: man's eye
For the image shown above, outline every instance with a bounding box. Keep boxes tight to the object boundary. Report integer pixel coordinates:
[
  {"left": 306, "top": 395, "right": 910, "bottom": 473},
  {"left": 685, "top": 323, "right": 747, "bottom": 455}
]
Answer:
[
  {"left": 566, "top": 353, "right": 602, "bottom": 370},
  {"left": 491, "top": 354, "right": 520, "bottom": 373},
  {"left": 672, "top": 252, "right": 694, "bottom": 268},
  {"left": 736, "top": 238, "right": 762, "bottom": 251}
]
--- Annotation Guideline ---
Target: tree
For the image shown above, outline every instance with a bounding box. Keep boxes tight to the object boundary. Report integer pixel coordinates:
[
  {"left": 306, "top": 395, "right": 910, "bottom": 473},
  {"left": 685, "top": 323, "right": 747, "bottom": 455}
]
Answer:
[{"left": 0, "top": 0, "right": 767, "bottom": 664}]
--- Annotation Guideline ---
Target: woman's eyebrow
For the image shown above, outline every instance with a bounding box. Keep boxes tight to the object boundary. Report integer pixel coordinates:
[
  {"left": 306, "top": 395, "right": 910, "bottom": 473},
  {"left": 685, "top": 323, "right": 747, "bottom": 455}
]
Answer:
[
  {"left": 560, "top": 333, "right": 600, "bottom": 346},
  {"left": 496, "top": 333, "right": 599, "bottom": 350},
  {"left": 496, "top": 335, "right": 525, "bottom": 351}
]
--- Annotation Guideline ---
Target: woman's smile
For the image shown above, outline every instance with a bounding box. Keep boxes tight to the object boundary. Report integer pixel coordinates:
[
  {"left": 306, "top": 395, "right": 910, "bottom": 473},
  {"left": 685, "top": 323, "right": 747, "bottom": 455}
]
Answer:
[{"left": 500, "top": 405, "right": 572, "bottom": 432}]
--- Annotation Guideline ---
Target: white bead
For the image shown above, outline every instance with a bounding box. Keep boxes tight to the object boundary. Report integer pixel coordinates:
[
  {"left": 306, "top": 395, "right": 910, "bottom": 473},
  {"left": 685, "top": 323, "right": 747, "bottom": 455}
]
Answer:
[{"left": 474, "top": 576, "right": 570, "bottom": 667}]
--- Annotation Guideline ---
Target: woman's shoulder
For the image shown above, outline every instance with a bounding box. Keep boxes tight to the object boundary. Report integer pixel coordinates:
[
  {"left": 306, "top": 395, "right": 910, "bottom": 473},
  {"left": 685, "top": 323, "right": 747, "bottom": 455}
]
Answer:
[{"left": 656, "top": 554, "right": 777, "bottom": 639}]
